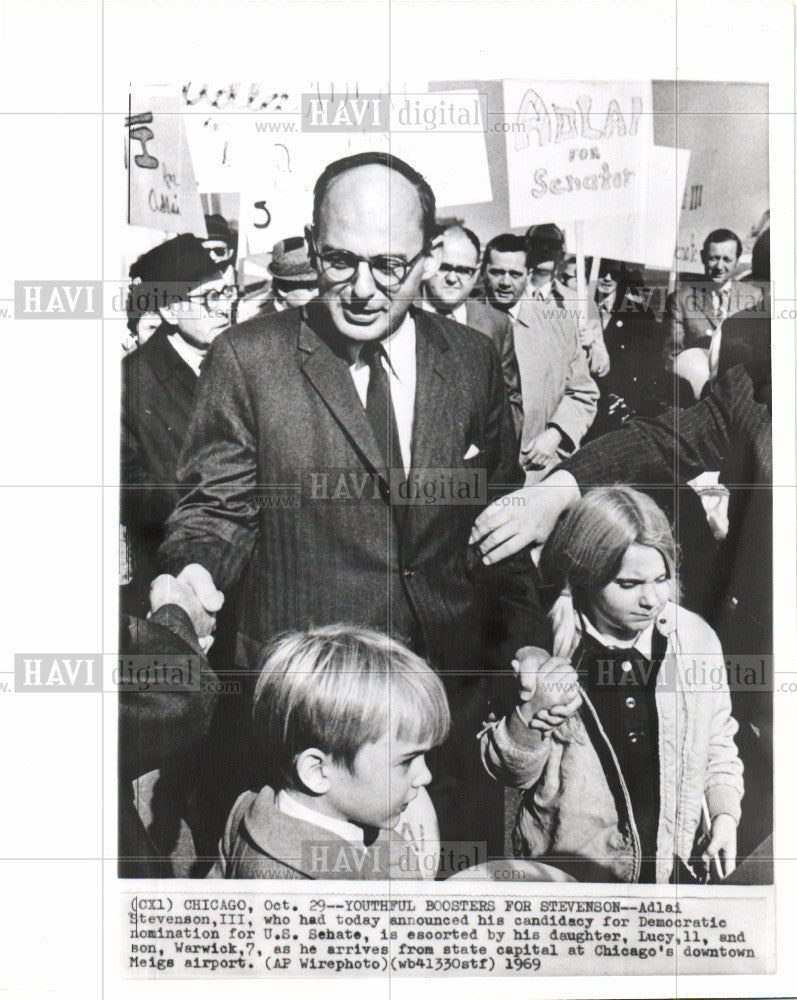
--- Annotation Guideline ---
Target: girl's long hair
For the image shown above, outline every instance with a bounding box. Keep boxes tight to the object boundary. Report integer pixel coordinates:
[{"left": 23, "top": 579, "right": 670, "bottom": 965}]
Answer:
[{"left": 539, "top": 486, "right": 680, "bottom": 614}]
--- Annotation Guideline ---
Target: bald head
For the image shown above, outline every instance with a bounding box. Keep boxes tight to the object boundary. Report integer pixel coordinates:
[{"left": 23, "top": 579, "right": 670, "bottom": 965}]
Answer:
[
  {"left": 316, "top": 164, "right": 426, "bottom": 255},
  {"left": 424, "top": 225, "right": 481, "bottom": 312},
  {"left": 308, "top": 155, "right": 441, "bottom": 343}
]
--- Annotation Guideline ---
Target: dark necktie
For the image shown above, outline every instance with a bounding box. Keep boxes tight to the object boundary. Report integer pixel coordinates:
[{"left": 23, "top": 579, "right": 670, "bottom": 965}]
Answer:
[{"left": 361, "top": 340, "right": 404, "bottom": 470}]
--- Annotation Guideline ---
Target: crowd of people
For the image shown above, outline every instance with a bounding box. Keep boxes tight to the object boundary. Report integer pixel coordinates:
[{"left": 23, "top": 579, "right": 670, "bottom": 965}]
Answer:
[{"left": 120, "top": 150, "right": 772, "bottom": 885}]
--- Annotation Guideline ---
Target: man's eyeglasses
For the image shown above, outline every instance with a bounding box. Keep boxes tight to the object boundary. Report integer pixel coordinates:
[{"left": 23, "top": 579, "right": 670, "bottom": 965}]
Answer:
[
  {"left": 186, "top": 285, "right": 239, "bottom": 310},
  {"left": 311, "top": 240, "right": 429, "bottom": 292},
  {"left": 205, "top": 244, "right": 235, "bottom": 264},
  {"left": 439, "top": 262, "right": 477, "bottom": 281}
]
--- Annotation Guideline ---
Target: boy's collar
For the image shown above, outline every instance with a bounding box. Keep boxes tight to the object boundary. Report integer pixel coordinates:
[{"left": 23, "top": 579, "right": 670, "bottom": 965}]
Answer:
[{"left": 276, "top": 789, "right": 367, "bottom": 846}]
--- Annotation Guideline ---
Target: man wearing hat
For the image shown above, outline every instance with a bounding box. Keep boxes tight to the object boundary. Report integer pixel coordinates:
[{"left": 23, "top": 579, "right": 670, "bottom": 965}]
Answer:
[
  {"left": 264, "top": 235, "right": 319, "bottom": 313},
  {"left": 121, "top": 233, "right": 237, "bottom": 616},
  {"left": 236, "top": 235, "right": 318, "bottom": 322},
  {"left": 202, "top": 213, "right": 238, "bottom": 268}
]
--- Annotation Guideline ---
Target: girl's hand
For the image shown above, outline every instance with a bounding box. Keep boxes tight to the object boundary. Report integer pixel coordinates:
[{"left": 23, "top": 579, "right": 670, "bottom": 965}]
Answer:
[
  {"left": 550, "top": 591, "right": 581, "bottom": 658},
  {"left": 702, "top": 814, "right": 737, "bottom": 880},
  {"left": 512, "top": 646, "right": 581, "bottom": 727},
  {"left": 528, "top": 688, "right": 583, "bottom": 733}
]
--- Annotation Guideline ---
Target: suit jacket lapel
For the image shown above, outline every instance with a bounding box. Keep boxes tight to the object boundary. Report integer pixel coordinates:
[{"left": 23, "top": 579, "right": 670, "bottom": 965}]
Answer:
[
  {"left": 151, "top": 326, "right": 199, "bottom": 397},
  {"left": 410, "top": 310, "right": 450, "bottom": 472},
  {"left": 297, "top": 308, "right": 386, "bottom": 477}
]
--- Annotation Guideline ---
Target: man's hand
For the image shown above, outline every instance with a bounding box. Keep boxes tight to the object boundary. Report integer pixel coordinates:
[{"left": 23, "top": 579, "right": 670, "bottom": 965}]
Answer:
[
  {"left": 149, "top": 563, "right": 224, "bottom": 641},
  {"left": 578, "top": 318, "right": 601, "bottom": 350},
  {"left": 522, "top": 427, "right": 563, "bottom": 470},
  {"left": 469, "top": 469, "right": 581, "bottom": 565},
  {"left": 512, "top": 646, "right": 582, "bottom": 730},
  {"left": 702, "top": 814, "right": 737, "bottom": 880}
]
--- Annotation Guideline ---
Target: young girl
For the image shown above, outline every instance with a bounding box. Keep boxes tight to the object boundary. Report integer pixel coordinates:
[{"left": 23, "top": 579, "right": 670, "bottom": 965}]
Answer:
[{"left": 480, "top": 486, "right": 743, "bottom": 884}]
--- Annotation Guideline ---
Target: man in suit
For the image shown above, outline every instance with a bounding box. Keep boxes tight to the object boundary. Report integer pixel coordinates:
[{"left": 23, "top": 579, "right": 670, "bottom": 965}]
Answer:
[
  {"left": 421, "top": 224, "right": 523, "bottom": 438},
  {"left": 121, "top": 234, "right": 237, "bottom": 617},
  {"left": 236, "top": 235, "right": 319, "bottom": 322},
  {"left": 157, "top": 152, "right": 545, "bottom": 854},
  {"left": 664, "top": 228, "right": 764, "bottom": 374},
  {"left": 482, "top": 233, "right": 598, "bottom": 479}
]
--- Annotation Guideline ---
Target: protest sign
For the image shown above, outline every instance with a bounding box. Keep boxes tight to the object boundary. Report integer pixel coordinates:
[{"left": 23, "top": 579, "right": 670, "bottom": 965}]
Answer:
[
  {"left": 125, "top": 92, "right": 206, "bottom": 236},
  {"left": 503, "top": 80, "right": 653, "bottom": 229}
]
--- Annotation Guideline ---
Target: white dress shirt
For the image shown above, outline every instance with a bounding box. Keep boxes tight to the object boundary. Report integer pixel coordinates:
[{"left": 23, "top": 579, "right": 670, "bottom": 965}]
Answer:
[
  {"left": 419, "top": 296, "right": 468, "bottom": 325},
  {"left": 349, "top": 314, "right": 416, "bottom": 474},
  {"left": 707, "top": 282, "right": 732, "bottom": 379}
]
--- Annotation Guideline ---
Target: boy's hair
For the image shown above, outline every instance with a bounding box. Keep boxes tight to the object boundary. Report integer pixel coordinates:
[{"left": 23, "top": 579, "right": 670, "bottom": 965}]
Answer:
[
  {"left": 252, "top": 624, "right": 450, "bottom": 789},
  {"left": 540, "top": 487, "right": 680, "bottom": 612}
]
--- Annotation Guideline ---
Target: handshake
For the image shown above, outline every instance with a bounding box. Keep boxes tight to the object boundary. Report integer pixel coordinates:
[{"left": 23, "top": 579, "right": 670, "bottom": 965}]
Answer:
[
  {"left": 149, "top": 564, "right": 225, "bottom": 653},
  {"left": 512, "top": 646, "right": 582, "bottom": 732}
]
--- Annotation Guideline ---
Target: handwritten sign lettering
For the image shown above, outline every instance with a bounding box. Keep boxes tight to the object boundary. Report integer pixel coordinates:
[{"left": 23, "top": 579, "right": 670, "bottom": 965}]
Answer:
[
  {"left": 126, "top": 93, "right": 206, "bottom": 236},
  {"left": 504, "top": 80, "right": 652, "bottom": 228}
]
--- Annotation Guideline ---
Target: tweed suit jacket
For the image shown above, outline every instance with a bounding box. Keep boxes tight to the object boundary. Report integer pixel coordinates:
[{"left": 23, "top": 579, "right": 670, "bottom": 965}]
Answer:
[
  {"left": 484, "top": 297, "right": 598, "bottom": 454},
  {"left": 159, "top": 302, "right": 545, "bottom": 683},
  {"left": 663, "top": 280, "right": 764, "bottom": 371},
  {"left": 462, "top": 299, "right": 524, "bottom": 440}
]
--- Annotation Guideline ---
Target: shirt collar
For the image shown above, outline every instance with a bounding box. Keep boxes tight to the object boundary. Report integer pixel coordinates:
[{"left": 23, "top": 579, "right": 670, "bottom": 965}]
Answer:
[
  {"left": 351, "top": 312, "right": 416, "bottom": 384},
  {"left": 276, "top": 790, "right": 366, "bottom": 846},
  {"left": 166, "top": 331, "right": 205, "bottom": 377},
  {"left": 582, "top": 615, "right": 655, "bottom": 659},
  {"left": 419, "top": 296, "right": 467, "bottom": 325},
  {"left": 531, "top": 280, "right": 553, "bottom": 301},
  {"left": 507, "top": 301, "right": 522, "bottom": 323}
]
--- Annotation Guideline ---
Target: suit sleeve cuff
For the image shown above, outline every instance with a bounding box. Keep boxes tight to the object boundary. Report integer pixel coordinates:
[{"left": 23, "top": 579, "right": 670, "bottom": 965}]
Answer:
[{"left": 150, "top": 605, "right": 201, "bottom": 654}]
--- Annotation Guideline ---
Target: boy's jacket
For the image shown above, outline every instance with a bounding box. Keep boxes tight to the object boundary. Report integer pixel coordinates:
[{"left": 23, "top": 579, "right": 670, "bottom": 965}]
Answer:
[{"left": 210, "top": 786, "right": 424, "bottom": 880}]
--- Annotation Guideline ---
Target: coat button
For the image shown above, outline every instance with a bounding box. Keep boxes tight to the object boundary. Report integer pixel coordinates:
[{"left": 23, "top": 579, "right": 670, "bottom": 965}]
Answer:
[
  {"left": 621, "top": 660, "right": 633, "bottom": 673},
  {"left": 628, "top": 731, "right": 639, "bottom": 744},
  {"left": 403, "top": 568, "right": 415, "bottom": 579},
  {"left": 625, "top": 696, "right": 636, "bottom": 709}
]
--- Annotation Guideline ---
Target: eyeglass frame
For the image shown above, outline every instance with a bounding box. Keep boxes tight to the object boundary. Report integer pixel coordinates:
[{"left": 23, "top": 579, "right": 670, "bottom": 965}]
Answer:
[
  {"left": 438, "top": 261, "right": 478, "bottom": 281},
  {"left": 307, "top": 233, "right": 432, "bottom": 292},
  {"left": 184, "top": 284, "right": 239, "bottom": 311}
]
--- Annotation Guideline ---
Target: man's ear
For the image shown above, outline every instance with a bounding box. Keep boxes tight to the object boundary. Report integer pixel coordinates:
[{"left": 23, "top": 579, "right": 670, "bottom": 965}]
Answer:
[
  {"left": 295, "top": 747, "right": 332, "bottom": 794},
  {"left": 305, "top": 225, "right": 318, "bottom": 266},
  {"left": 421, "top": 238, "right": 443, "bottom": 280}
]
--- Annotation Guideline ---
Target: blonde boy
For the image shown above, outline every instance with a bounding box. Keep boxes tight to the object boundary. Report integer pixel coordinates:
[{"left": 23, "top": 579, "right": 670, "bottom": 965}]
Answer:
[{"left": 212, "top": 625, "right": 450, "bottom": 879}]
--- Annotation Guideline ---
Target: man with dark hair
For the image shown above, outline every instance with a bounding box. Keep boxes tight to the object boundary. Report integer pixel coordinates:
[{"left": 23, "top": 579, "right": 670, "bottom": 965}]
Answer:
[
  {"left": 664, "top": 227, "right": 764, "bottom": 374},
  {"left": 156, "top": 152, "right": 545, "bottom": 856},
  {"left": 239, "top": 236, "right": 319, "bottom": 321},
  {"left": 482, "top": 232, "right": 598, "bottom": 478},
  {"left": 524, "top": 222, "right": 566, "bottom": 304},
  {"left": 421, "top": 224, "right": 523, "bottom": 438}
]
